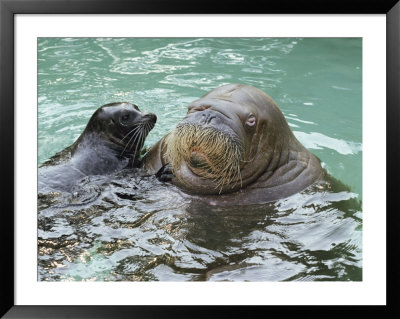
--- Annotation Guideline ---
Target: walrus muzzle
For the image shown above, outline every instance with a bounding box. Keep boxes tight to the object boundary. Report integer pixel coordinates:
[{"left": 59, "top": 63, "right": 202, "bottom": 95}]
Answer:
[{"left": 166, "top": 123, "right": 244, "bottom": 190}]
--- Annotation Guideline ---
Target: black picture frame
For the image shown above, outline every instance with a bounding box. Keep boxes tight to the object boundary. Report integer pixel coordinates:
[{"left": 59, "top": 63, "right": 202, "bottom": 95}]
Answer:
[{"left": 1, "top": 0, "right": 398, "bottom": 318}]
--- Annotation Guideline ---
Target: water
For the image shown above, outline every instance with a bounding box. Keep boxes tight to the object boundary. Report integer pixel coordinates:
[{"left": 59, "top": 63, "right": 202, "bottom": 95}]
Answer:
[{"left": 37, "top": 38, "right": 362, "bottom": 281}]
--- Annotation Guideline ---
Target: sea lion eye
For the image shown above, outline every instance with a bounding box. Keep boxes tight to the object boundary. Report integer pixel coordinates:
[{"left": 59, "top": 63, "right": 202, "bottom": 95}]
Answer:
[
  {"left": 121, "top": 114, "right": 129, "bottom": 121},
  {"left": 246, "top": 114, "right": 256, "bottom": 127}
]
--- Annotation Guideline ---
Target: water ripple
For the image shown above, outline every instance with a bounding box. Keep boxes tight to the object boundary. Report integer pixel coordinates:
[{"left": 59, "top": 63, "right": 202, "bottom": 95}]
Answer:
[{"left": 294, "top": 132, "right": 362, "bottom": 155}]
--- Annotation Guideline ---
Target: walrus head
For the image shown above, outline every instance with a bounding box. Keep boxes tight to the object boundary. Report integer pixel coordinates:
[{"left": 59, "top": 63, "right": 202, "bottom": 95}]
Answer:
[
  {"left": 164, "top": 84, "right": 309, "bottom": 195},
  {"left": 166, "top": 104, "right": 245, "bottom": 193},
  {"left": 73, "top": 102, "right": 157, "bottom": 163}
]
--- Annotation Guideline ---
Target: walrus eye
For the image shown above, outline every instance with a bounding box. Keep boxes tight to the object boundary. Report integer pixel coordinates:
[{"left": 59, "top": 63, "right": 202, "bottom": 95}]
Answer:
[
  {"left": 188, "top": 105, "right": 210, "bottom": 113},
  {"left": 246, "top": 114, "right": 256, "bottom": 127}
]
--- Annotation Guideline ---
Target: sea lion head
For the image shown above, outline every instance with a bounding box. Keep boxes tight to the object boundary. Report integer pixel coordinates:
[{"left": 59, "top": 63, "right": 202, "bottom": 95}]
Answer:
[
  {"left": 165, "top": 84, "right": 301, "bottom": 194},
  {"left": 73, "top": 102, "right": 157, "bottom": 162}
]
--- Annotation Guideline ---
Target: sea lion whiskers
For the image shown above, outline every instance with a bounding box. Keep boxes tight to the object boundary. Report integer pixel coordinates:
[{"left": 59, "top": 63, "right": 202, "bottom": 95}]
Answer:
[
  {"left": 131, "top": 128, "right": 145, "bottom": 163},
  {"left": 120, "top": 124, "right": 144, "bottom": 156},
  {"left": 120, "top": 118, "right": 153, "bottom": 158},
  {"left": 120, "top": 124, "right": 142, "bottom": 143},
  {"left": 120, "top": 116, "right": 155, "bottom": 146},
  {"left": 123, "top": 125, "right": 148, "bottom": 167},
  {"left": 129, "top": 124, "right": 147, "bottom": 155}
]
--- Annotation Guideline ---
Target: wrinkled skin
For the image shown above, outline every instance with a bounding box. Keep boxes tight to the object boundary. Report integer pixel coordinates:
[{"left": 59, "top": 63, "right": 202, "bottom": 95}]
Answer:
[
  {"left": 142, "top": 84, "right": 324, "bottom": 205},
  {"left": 39, "top": 102, "right": 157, "bottom": 193}
]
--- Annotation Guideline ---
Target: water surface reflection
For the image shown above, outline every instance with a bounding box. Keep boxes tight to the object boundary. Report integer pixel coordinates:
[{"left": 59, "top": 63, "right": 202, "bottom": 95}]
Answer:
[{"left": 38, "top": 170, "right": 362, "bottom": 281}]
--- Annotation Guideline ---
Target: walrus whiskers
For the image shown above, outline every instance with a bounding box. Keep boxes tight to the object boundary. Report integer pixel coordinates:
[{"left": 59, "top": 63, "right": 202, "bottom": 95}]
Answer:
[{"left": 166, "top": 124, "right": 243, "bottom": 190}]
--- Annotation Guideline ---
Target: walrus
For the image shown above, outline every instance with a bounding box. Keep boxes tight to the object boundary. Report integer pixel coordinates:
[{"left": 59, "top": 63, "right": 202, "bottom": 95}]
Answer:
[
  {"left": 142, "top": 84, "right": 325, "bottom": 205},
  {"left": 39, "top": 102, "right": 157, "bottom": 193}
]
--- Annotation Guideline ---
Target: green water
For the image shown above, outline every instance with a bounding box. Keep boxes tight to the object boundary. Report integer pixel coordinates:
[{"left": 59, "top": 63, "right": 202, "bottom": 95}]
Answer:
[{"left": 38, "top": 38, "right": 362, "bottom": 282}]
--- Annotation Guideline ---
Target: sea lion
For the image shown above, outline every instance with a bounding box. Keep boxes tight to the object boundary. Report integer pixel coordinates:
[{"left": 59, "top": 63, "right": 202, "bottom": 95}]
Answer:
[
  {"left": 39, "top": 102, "right": 157, "bottom": 192},
  {"left": 142, "top": 84, "right": 325, "bottom": 204}
]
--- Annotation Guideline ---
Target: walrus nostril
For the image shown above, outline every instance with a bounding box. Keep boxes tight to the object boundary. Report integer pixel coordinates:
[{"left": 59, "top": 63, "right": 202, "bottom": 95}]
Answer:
[
  {"left": 207, "top": 115, "right": 216, "bottom": 124},
  {"left": 199, "top": 112, "right": 216, "bottom": 125}
]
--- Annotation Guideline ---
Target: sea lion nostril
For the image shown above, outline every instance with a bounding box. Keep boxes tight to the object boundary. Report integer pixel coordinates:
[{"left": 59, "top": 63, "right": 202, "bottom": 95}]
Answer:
[{"left": 144, "top": 113, "right": 157, "bottom": 123}]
